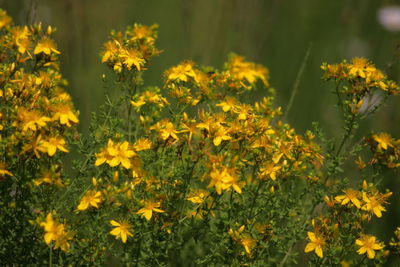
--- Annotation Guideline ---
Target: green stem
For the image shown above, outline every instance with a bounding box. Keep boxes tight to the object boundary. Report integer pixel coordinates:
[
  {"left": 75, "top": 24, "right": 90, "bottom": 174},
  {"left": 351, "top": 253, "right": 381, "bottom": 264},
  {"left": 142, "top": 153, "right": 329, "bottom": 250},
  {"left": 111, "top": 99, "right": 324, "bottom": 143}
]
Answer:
[
  {"left": 49, "top": 246, "right": 52, "bottom": 267},
  {"left": 248, "top": 181, "right": 263, "bottom": 224},
  {"left": 127, "top": 76, "right": 137, "bottom": 143},
  {"left": 278, "top": 246, "right": 293, "bottom": 267},
  {"left": 284, "top": 43, "right": 313, "bottom": 120},
  {"left": 335, "top": 81, "right": 343, "bottom": 112},
  {"left": 357, "top": 255, "right": 367, "bottom": 266},
  {"left": 336, "top": 113, "right": 357, "bottom": 157},
  {"left": 179, "top": 159, "right": 198, "bottom": 221},
  {"left": 228, "top": 189, "right": 234, "bottom": 223}
]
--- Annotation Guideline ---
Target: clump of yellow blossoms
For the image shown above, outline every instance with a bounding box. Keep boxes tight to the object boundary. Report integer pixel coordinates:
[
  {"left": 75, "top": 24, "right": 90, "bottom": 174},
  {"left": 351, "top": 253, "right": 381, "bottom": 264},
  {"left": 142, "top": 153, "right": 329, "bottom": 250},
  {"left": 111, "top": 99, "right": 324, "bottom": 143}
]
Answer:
[
  {"left": 0, "top": 9, "right": 78, "bottom": 262},
  {"left": 1, "top": 8, "right": 400, "bottom": 266},
  {"left": 40, "top": 213, "right": 74, "bottom": 252},
  {"left": 95, "top": 139, "right": 136, "bottom": 169},
  {"left": 101, "top": 23, "right": 160, "bottom": 73}
]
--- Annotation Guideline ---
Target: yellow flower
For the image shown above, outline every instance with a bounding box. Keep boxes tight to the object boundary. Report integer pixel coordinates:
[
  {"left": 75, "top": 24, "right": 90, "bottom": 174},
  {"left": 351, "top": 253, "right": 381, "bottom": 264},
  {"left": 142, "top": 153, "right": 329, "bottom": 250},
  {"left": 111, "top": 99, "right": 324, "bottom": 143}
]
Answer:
[
  {"left": 131, "top": 97, "right": 146, "bottom": 108},
  {"left": 335, "top": 188, "right": 361, "bottom": 209},
  {"left": 113, "top": 62, "right": 123, "bottom": 73},
  {"left": 18, "top": 108, "right": 51, "bottom": 132},
  {"left": 109, "top": 220, "right": 133, "bottom": 243},
  {"left": 186, "top": 189, "right": 209, "bottom": 204},
  {"left": 321, "top": 63, "right": 347, "bottom": 79},
  {"left": 50, "top": 103, "right": 79, "bottom": 127},
  {"left": 213, "top": 126, "right": 231, "bottom": 146},
  {"left": 259, "top": 163, "right": 281, "bottom": 181},
  {"left": 22, "top": 134, "right": 44, "bottom": 158},
  {"left": 234, "top": 104, "right": 252, "bottom": 120},
  {"left": 304, "top": 231, "right": 325, "bottom": 258},
  {"left": 108, "top": 141, "right": 136, "bottom": 169},
  {"left": 241, "top": 236, "right": 257, "bottom": 256},
  {"left": 95, "top": 139, "right": 116, "bottom": 166},
  {"left": 101, "top": 39, "right": 119, "bottom": 63},
  {"left": 208, "top": 166, "right": 243, "bottom": 195},
  {"left": 348, "top": 57, "right": 375, "bottom": 78},
  {"left": 166, "top": 61, "right": 197, "bottom": 83},
  {"left": 40, "top": 213, "right": 73, "bottom": 252},
  {"left": 122, "top": 48, "right": 145, "bottom": 71},
  {"left": 11, "top": 26, "right": 30, "bottom": 54},
  {"left": 77, "top": 190, "right": 102, "bottom": 211},
  {"left": 355, "top": 235, "right": 383, "bottom": 259},
  {"left": 216, "top": 96, "right": 238, "bottom": 112},
  {"left": 228, "top": 226, "right": 256, "bottom": 257},
  {"left": 38, "top": 136, "right": 69, "bottom": 156},
  {"left": 41, "top": 213, "right": 59, "bottom": 244},
  {"left": 34, "top": 37, "right": 60, "bottom": 55},
  {"left": 53, "top": 231, "right": 74, "bottom": 252},
  {"left": 0, "top": 161, "right": 12, "bottom": 178},
  {"left": 130, "top": 23, "right": 157, "bottom": 43},
  {"left": 150, "top": 119, "right": 179, "bottom": 142},
  {"left": 95, "top": 140, "right": 135, "bottom": 169},
  {"left": 361, "top": 192, "right": 391, "bottom": 218},
  {"left": 133, "top": 138, "right": 152, "bottom": 151},
  {"left": 0, "top": 10, "right": 12, "bottom": 29},
  {"left": 34, "top": 168, "right": 63, "bottom": 187},
  {"left": 372, "top": 133, "right": 393, "bottom": 151},
  {"left": 227, "top": 54, "right": 269, "bottom": 87},
  {"left": 137, "top": 201, "right": 165, "bottom": 221},
  {"left": 355, "top": 156, "right": 366, "bottom": 169}
]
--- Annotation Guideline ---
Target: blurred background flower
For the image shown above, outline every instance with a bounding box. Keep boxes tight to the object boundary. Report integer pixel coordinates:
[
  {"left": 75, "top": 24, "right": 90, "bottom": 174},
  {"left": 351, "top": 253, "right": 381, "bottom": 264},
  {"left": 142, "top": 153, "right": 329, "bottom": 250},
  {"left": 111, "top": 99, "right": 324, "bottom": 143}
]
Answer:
[{"left": 378, "top": 5, "right": 400, "bottom": 32}]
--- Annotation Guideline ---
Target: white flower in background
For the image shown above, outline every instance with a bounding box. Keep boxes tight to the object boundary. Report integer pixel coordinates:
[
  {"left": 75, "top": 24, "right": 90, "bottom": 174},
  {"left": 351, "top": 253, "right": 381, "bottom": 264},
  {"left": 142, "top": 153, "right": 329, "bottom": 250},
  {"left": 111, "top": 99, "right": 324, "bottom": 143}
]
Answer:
[{"left": 378, "top": 6, "right": 400, "bottom": 31}]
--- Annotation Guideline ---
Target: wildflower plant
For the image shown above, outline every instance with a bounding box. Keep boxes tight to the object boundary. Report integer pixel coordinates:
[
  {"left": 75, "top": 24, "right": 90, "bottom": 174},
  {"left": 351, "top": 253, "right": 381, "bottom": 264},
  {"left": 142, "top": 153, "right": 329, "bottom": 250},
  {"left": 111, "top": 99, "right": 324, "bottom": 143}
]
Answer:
[{"left": 1, "top": 9, "right": 400, "bottom": 266}]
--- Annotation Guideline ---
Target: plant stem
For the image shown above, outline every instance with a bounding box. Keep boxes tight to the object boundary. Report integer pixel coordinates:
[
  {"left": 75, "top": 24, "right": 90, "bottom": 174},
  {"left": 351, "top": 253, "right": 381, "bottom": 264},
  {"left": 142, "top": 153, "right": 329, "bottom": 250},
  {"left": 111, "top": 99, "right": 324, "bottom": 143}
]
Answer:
[
  {"left": 278, "top": 246, "right": 293, "bottom": 267},
  {"left": 248, "top": 181, "right": 263, "bottom": 223},
  {"left": 357, "top": 255, "right": 367, "bottom": 266},
  {"left": 49, "top": 246, "right": 52, "bottom": 267},
  {"left": 128, "top": 74, "right": 138, "bottom": 143},
  {"left": 284, "top": 42, "right": 313, "bottom": 120},
  {"left": 336, "top": 113, "right": 357, "bottom": 157}
]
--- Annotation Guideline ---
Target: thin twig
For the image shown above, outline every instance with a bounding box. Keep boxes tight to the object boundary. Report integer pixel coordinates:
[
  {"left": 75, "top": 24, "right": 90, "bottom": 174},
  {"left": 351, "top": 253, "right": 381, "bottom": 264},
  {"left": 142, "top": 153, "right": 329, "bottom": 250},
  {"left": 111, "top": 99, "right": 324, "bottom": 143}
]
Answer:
[{"left": 284, "top": 42, "right": 313, "bottom": 120}]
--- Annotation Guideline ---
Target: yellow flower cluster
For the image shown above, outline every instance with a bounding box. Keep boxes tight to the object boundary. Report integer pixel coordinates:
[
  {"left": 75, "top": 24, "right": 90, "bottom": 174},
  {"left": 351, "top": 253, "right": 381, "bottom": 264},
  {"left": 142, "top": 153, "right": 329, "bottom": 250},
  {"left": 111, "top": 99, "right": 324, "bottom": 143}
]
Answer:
[
  {"left": 101, "top": 23, "right": 160, "bottom": 73},
  {"left": 40, "top": 213, "right": 74, "bottom": 252},
  {"left": 365, "top": 132, "right": 400, "bottom": 168},
  {"left": 333, "top": 183, "right": 392, "bottom": 218},
  {"left": 0, "top": 11, "right": 78, "bottom": 162},
  {"left": 321, "top": 57, "right": 399, "bottom": 95},
  {"left": 0, "top": 10, "right": 80, "bottom": 255},
  {"left": 2, "top": 9, "right": 399, "bottom": 265},
  {"left": 225, "top": 54, "right": 269, "bottom": 88},
  {"left": 305, "top": 180, "right": 391, "bottom": 259},
  {"left": 130, "top": 86, "right": 169, "bottom": 111},
  {"left": 322, "top": 58, "right": 399, "bottom": 115},
  {"left": 163, "top": 54, "right": 270, "bottom": 107},
  {"left": 95, "top": 139, "right": 136, "bottom": 169}
]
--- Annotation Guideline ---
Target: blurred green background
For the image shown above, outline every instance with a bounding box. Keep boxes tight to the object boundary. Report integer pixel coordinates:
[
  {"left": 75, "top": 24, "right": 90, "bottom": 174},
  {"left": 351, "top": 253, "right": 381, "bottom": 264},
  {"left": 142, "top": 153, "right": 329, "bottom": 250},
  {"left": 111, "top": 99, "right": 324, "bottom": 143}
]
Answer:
[{"left": 2, "top": 0, "right": 400, "bottom": 264}]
